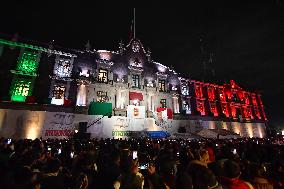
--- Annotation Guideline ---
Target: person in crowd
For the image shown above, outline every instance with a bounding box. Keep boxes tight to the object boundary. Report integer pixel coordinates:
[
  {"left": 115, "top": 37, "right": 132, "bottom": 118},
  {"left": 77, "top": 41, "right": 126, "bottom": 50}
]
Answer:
[
  {"left": 218, "top": 159, "right": 255, "bottom": 189},
  {"left": 193, "top": 165, "right": 223, "bottom": 189},
  {"left": 96, "top": 148, "right": 121, "bottom": 189},
  {"left": 269, "top": 161, "right": 284, "bottom": 189},
  {"left": 250, "top": 163, "right": 273, "bottom": 189},
  {"left": 0, "top": 137, "right": 284, "bottom": 189},
  {"left": 40, "top": 158, "right": 68, "bottom": 189},
  {"left": 114, "top": 158, "right": 144, "bottom": 189}
]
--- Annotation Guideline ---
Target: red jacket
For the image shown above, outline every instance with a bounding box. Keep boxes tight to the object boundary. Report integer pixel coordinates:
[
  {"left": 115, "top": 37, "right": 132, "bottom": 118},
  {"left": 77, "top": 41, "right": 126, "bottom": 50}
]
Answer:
[
  {"left": 206, "top": 147, "right": 215, "bottom": 162},
  {"left": 218, "top": 176, "right": 254, "bottom": 189}
]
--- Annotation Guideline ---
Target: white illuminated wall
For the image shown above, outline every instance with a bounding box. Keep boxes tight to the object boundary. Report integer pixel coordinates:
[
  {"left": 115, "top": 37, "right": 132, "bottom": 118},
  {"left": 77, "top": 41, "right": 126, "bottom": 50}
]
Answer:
[
  {"left": 0, "top": 109, "right": 46, "bottom": 139},
  {"left": 0, "top": 109, "right": 267, "bottom": 139}
]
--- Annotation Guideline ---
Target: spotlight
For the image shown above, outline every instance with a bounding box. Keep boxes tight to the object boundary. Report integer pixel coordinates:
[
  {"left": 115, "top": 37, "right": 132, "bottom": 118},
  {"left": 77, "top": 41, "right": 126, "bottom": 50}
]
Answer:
[{"left": 75, "top": 129, "right": 78, "bottom": 133}]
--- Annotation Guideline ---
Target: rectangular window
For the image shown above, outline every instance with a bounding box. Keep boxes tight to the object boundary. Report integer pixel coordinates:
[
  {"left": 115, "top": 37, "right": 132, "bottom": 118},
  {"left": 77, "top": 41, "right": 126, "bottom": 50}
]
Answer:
[
  {"left": 98, "top": 69, "right": 108, "bottom": 83},
  {"left": 53, "top": 85, "right": 65, "bottom": 99},
  {"left": 159, "top": 80, "right": 166, "bottom": 92},
  {"left": 16, "top": 51, "right": 40, "bottom": 76},
  {"left": 97, "top": 91, "right": 108, "bottom": 102},
  {"left": 10, "top": 78, "right": 32, "bottom": 102},
  {"left": 132, "top": 74, "right": 140, "bottom": 88},
  {"left": 160, "top": 99, "right": 167, "bottom": 108},
  {"left": 55, "top": 59, "right": 72, "bottom": 77},
  {"left": 183, "top": 101, "right": 191, "bottom": 114},
  {"left": 79, "top": 68, "right": 90, "bottom": 77},
  {"left": 146, "top": 80, "right": 154, "bottom": 87},
  {"left": 181, "top": 84, "right": 189, "bottom": 96}
]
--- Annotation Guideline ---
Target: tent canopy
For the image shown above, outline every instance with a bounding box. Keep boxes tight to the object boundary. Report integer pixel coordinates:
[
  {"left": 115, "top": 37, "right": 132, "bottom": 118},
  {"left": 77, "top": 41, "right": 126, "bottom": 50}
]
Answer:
[{"left": 196, "top": 129, "right": 240, "bottom": 139}]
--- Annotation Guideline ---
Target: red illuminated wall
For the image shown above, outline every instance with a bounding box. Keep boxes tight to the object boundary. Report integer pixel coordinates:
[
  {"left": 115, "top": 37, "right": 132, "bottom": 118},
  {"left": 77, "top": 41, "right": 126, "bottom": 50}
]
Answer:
[
  {"left": 204, "top": 83, "right": 218, "bottom": 116},
  {"left": 190, "top": 80, "right": 267, "bottom": 122}
]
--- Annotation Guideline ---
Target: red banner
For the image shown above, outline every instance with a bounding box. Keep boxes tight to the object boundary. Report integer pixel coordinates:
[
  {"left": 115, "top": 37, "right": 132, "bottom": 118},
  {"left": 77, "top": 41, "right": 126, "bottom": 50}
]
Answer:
[{"left": 129, "top": 92, "right": 143, "bottom": 101}]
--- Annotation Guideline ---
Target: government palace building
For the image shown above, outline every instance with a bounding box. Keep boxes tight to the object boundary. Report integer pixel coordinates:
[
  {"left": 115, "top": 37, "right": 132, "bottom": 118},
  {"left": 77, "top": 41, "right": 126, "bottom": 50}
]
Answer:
[{"left": 0, "top": 35, "right": 268, "bottom": 139}]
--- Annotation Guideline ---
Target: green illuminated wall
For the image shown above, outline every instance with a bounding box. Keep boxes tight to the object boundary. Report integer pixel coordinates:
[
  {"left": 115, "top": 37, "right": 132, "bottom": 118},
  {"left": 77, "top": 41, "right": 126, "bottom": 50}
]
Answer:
[
  {"left": 9, "top": 50, "right": 39, "bottom": 102},
  {"left": 16, "top": 51, "right": 40, "bottom": 76},
  {"left": 10, "top": 78, "right": 33, "bottom": 102}
]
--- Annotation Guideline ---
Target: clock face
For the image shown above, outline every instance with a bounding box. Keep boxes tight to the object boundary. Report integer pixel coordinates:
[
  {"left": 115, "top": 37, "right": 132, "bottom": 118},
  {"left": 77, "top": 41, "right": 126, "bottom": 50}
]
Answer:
[{"left": 132, "top": 41, "right": 140, "bottom": 52}]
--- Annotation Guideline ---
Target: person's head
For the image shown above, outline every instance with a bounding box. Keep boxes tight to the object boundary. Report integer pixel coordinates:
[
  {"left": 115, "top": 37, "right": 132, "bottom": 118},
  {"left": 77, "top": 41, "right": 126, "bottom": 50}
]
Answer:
[
  {"left": 111, "top": 148, "right": 121, "bottom": 165},
  {"left": 14, "top": 139, "right": 27, "bottom": 154},
  {"left": 193, "top": 166, "right": 219, "bottom": 189},
  {"left": 223, "top": 160, "right": 241, "bottom": 179},
  {"left": 199, "top": 149, "right": 210, "bottom": 164},
  {"left": 73, "top": 173, "right": 88, "bottom": 189},
  {"left": 46, "top": 158, "right": 61, "bottom": 173},
  {"left": 250, "top": 163, "right": 267, "bottom": 178},
  {"left": 14, "top": 166, "right": 40, "bottom": 189},
  {"left": 130, "top": 159, "right": 139, "bottom": 174}
]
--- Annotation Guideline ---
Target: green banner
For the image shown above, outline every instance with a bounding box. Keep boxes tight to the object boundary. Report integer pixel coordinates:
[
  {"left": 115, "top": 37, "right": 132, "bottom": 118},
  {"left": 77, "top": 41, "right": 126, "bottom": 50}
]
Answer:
[{"left": 88, "top": 102, "right": 112, "bottom": 115}]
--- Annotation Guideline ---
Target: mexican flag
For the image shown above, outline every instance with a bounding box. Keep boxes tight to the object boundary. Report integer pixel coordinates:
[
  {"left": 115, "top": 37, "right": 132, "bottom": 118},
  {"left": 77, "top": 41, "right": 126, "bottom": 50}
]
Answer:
[{"left": 156, "top": 108, "right": 173, "bottom": 119}]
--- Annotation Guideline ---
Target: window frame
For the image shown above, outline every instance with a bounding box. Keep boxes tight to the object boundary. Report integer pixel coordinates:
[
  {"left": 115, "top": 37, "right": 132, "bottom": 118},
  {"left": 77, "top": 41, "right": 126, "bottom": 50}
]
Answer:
[
  {"left": 181, "top": 84, "right": 189, "bottom": 96},
  {"left": 159, "top": 79, "right": 166, "bottom": 92},
  {"left": 53, "top": 85, "right": 66, "bottom": 99},
  {"left": 97, "top": 91, "right": 108, "bottom": 102},
  {"left": 55, "top": 59, "right": 72, "bottom": 78},
  {"left": 97, "top": 69, "right": 108, "bottom": 83},
  {"left": 160, "top": 99, "right": 167, "bottom": 108},
  {"left": 132, "top": 74, "right": 140, "bottom": 88}
]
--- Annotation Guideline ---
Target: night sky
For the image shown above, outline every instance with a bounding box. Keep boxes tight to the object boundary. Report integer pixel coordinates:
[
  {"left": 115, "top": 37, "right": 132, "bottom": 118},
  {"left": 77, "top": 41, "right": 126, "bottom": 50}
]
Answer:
[{"left": 1, "top": 3, "right": 284, "bottom": 128}]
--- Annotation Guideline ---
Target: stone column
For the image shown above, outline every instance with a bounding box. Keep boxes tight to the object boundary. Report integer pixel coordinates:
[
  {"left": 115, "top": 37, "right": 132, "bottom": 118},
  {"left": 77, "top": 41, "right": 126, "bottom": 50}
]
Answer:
[
  {"left": 116, "top": 89, "right": 121, "bottom": 108},
  {"left": 173, "top": 96, "right": 180, "bottom": 114},
  {"left": 76, "top": 84, "right": 87, "bottom": 106},
  {"left": 147, "top": 93, "right": 151, "bottom": 111}
]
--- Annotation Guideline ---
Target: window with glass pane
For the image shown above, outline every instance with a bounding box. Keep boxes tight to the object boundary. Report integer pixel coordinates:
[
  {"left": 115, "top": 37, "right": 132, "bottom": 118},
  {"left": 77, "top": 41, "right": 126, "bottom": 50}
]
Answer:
[
  {"left": 97, "top": 91, "right": 108, "bottom": 102},
  {"left": 132, "top": 74, "right": 140, "bottom": 88},
  {"left": 98, "top": 69, "right": 108, "bottom": 83},
  {"left": 53, "top": 86, "right": 65, "bottom": 99},
  {"left": 183, "top": 101, "right": 190, "bottom": 112},
  {"left": 159, "top": 80, "right": 166, "bottom": 92},
  {"left": 10, "top": 78, "right": 32, "bottom": 102},
  {"left": 181, "top": 84, "right": 189, "bottom": 96},
  {"left": 55, "top": 59, "right": 71, "bottom": 77},
  {"left": 16, "top": 51, "right": 40, "bottom": 75},
  {"left": 160, "top": 99, "right": 167, "bottom": 108}
]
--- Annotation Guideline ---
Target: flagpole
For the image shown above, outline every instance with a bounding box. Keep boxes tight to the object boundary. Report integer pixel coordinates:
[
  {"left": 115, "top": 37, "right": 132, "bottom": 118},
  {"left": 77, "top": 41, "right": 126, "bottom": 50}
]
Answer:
[{"left": 134, "top": 8, "right": 136, "bottom": 38}]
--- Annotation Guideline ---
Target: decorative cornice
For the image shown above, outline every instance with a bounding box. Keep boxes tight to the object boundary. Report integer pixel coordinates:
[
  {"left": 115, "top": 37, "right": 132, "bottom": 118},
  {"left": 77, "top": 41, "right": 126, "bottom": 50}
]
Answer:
[
  {"left": 75, "top": 79, "right": 92, "bottom": 85},
  {"left": 128, "top": 65, "right": 144, "bottom": 72},
  {"left": 10, "top": 70, "right": 37, "bottom": 77},
  {"left": 0, "top": 38, "right": 76, "bottom": 57},
  {"left": 49, "top": 75, "right": 73, "bottom": 81},
  {"left": 156, "top": 72, "right": 168, "bottom": 78},
  {"left": 97, "top": 59, "right": 114, "bottom": 66}
]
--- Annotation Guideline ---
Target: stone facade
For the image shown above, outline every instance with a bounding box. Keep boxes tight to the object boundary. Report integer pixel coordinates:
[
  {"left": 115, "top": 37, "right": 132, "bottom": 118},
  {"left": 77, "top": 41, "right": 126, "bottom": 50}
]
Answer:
[{"left": 0, "top": 36, "right": 267, "bottom": 130}]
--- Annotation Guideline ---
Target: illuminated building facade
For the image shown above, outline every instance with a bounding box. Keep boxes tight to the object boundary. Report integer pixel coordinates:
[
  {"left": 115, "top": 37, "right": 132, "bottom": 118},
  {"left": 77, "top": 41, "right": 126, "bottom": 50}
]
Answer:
[{"left": 0, "top": 36, "right": 268, "bottom": 138}]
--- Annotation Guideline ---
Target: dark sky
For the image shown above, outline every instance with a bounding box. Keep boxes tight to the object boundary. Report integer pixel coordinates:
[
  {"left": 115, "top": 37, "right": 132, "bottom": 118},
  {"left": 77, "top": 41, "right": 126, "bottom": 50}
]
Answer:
[{"left": 1, "top": 3, "right": 284, "bottom": 128}]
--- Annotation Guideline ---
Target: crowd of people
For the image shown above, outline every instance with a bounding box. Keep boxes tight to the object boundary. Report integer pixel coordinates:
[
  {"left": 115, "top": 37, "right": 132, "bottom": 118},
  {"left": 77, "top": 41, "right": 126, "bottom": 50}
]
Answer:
[{"left": 0, "top": 136, "right": 283, "bottom": 189}]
